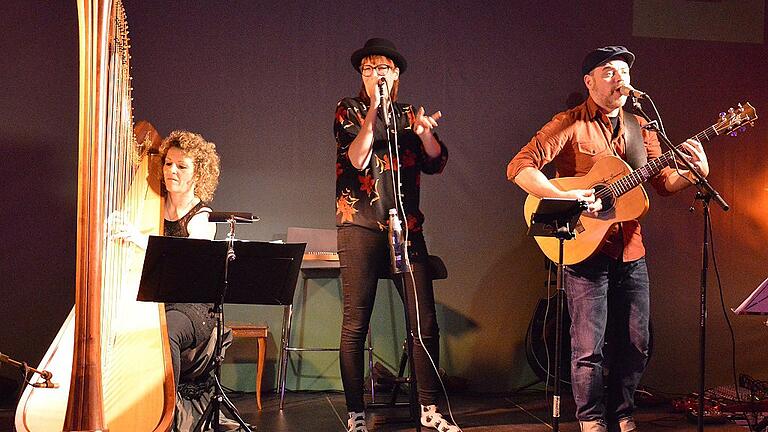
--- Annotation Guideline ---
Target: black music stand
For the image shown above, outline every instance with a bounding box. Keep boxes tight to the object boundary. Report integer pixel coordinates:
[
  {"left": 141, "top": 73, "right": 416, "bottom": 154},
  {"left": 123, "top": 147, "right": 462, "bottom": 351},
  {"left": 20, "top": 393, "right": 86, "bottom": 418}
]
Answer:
[
  {"left": 527, "top": 197, "right": 586, "bottom": 432},
  {"left": 138, "top": 234, "right": 305, "bottom": 432}
]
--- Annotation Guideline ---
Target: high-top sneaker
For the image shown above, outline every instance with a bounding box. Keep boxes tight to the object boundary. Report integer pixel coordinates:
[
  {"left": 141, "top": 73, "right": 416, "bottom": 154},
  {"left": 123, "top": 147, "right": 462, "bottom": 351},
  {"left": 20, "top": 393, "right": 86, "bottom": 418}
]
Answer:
[
  {"left": 420, "top": 404, "right": 462, "bottom": 432},
  {"left": 347, "top": 411, "right": 368, "bottom": 432},
  {"left": 618, "top": 417, "right": 637, "bottom": 432}
]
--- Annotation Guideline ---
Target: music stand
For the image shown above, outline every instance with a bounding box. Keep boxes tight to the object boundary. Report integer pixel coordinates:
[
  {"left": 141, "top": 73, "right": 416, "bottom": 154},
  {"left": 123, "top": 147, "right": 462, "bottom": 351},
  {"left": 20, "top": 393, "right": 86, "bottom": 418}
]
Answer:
[
  {"left": 527, "top": 197, "right": 586, "bottom": 432},
  {"left": 138, "top": 234, "right": 305, "bottom": 432},
  {"left": 734, "top": 277, "right": 768, "bottom": 316}
]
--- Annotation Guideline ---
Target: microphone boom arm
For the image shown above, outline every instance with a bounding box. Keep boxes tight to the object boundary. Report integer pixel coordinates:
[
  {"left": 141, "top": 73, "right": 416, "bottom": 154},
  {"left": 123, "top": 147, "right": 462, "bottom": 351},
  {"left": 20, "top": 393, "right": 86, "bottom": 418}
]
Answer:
[{"left": 0, "top": 351, "right": 58, "bottom": 388}]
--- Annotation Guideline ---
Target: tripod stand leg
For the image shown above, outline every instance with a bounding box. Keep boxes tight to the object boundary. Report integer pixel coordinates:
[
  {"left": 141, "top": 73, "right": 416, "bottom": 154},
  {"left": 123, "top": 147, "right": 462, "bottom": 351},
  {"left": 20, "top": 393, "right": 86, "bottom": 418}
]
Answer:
[
  {"left": 511, "top": 377, "right": 544, "bottom": 395},
  {"left": 194, "top": 392, "right": 253, "bottom": 432},
  {"left": 218, "top": 393, "right": 253, "bottom": 432},
  {"left": 278, "top": 303, "right": 294, "bottom": 410},
  {"left": 402, "top": 326, "right": 426, "bottom": 431},
  {"left": 193, "top": 395, "right": 217, "bottom": 432},
  {"left": 389, "top": 339, "right": 409, "bottom": 405}
]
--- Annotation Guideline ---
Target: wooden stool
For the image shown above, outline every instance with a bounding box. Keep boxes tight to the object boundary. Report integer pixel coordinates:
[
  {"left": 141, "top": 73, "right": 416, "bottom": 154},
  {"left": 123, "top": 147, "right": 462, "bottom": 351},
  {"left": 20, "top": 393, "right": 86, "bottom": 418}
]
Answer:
[{"left": 228, "top": 323, "right": 269, "bottom": 410}]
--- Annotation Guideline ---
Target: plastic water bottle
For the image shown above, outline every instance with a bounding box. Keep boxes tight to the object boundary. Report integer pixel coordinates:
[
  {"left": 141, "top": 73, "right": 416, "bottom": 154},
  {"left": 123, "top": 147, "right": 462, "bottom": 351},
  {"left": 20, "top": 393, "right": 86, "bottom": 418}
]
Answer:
[{"left": 388, "top": 208, "right": 411, "bottom": 274}]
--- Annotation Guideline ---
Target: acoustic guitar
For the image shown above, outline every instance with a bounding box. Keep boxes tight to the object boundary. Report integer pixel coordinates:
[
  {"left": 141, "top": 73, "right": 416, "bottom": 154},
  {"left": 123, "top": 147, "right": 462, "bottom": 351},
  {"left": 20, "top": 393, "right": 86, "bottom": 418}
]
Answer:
[{"left": 524, "top": 103, "right": 757, "bottom": 265}]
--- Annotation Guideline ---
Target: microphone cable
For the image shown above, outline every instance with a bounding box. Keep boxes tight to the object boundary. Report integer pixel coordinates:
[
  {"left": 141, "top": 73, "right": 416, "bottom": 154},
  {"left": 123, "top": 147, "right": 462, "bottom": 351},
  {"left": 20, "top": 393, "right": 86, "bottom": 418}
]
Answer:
[{"left": 381, "top": 79, "right": 461, "bottom": 429}]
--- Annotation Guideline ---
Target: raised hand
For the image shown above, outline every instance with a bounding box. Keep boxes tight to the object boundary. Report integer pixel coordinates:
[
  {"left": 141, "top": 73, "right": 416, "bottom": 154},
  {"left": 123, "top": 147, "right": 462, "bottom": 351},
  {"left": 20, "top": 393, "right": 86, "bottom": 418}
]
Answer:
[{"left": 412, "top": 106, "right": 442, "bottom": 136}]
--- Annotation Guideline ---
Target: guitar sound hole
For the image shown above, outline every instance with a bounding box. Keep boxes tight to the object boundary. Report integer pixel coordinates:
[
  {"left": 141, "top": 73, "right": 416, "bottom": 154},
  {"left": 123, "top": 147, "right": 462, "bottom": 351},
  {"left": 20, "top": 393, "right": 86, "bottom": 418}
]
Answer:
[{"left": 593, "top": 184, "right": 615, "bottom": 213}]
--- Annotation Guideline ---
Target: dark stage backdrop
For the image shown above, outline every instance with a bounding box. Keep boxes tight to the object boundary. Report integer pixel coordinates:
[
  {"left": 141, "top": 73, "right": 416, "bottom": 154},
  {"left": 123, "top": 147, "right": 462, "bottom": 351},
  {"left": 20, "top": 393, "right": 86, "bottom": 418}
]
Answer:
[{"left": 1, "top": 0, "right": 767, "bottom": 399}]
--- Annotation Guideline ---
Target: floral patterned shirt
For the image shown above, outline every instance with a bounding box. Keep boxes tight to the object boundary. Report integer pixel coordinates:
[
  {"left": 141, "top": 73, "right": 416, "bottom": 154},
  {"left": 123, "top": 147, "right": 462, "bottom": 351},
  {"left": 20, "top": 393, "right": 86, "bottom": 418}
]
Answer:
[{"left": 334, "top": 96, "right": 448, "bottom": 233}]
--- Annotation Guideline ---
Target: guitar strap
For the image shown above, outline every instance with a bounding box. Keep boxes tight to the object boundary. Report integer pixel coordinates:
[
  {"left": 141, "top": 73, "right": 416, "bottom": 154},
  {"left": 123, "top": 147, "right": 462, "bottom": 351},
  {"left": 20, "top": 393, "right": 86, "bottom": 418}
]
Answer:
[{"left": 623, "top": 110, "right": 647, "bottom": 169}]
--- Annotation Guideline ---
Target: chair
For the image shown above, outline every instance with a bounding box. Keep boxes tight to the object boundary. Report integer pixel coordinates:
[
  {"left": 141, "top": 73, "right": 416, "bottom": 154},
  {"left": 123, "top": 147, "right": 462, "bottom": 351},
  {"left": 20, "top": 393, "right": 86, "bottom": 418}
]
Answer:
[
  {"left": 227, "top": 323, "right": 269, "bottom": 410},
  {"left": 277, "top": 227, "right": 374, "bottom": 410}
]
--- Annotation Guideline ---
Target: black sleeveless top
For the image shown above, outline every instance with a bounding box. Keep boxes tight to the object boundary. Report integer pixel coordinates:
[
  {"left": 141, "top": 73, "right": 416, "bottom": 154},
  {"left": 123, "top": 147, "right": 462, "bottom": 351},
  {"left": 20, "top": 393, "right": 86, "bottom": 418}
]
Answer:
[{"left": 164, "top": 201, "right": 216, "bottom": 346}]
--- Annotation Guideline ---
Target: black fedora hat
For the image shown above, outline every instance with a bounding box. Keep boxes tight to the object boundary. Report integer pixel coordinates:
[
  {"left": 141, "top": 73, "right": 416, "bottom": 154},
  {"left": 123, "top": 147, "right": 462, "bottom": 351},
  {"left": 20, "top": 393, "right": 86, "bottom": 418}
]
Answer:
[
  {"left": 581, "top": 45, "right": 635, "bottom": 76},
  {"left": 350, "top": 38, "right": 407, "bottom": 74}
]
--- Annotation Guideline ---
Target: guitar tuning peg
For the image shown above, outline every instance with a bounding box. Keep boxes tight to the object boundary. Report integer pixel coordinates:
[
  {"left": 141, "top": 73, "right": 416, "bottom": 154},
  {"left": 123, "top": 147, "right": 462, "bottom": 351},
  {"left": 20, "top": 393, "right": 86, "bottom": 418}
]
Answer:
[
  {"left": 719, "top": 112, "right": 726, "bottom": 119},
  {"left": 728, "top": 107, "right": 735, "bottom": 114},
  {"left": 739, "top": 126, "right": 747, "bottom": 133},
  {"left": 729, "top": 131, "right": 738, "bottom": 137}
]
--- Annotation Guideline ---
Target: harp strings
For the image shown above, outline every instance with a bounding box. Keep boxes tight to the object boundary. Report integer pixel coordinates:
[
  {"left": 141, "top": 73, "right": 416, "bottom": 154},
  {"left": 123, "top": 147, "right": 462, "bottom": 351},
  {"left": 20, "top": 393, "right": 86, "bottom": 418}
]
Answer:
[{"left": 100, "top": 0, "right": 136, "bottom": 365}]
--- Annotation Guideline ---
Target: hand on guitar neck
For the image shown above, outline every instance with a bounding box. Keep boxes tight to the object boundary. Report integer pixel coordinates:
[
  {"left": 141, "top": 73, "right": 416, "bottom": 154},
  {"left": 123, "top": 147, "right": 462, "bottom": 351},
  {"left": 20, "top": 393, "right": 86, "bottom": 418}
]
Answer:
[{"left": 665, "top": 138, "right": 709, "bottom": 192}]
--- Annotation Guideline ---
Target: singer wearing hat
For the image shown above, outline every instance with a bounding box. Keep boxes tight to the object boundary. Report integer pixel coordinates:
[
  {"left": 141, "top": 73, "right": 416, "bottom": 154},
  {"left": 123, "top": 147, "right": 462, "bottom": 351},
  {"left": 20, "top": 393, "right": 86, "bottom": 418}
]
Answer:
[
  {"left": 506, "top": 46, "right": 709, "bottom": 432},
  {"left": 334, "top": 38, "right": 459, "bottom": 432}
]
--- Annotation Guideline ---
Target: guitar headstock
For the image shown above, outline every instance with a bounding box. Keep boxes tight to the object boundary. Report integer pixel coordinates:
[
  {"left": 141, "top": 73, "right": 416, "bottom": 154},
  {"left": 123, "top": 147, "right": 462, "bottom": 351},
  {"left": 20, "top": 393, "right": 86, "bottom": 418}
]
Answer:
[{"left": 714, "top": 102, "right": 758, "bottom": 137}]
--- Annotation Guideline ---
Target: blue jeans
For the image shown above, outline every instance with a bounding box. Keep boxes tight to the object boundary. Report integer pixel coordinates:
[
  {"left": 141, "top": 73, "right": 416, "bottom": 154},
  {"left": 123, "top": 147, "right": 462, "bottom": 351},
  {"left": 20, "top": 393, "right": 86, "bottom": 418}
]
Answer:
[{"left": 565, "top": 253, "right": 650, "bottom": 423}]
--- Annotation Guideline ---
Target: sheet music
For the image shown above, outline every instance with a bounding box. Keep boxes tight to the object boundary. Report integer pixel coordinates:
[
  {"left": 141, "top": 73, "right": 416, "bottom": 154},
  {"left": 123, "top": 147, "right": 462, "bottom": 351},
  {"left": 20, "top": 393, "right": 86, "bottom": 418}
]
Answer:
[{"left": 733, "top": 276, "right": 768, "bottom": 315}]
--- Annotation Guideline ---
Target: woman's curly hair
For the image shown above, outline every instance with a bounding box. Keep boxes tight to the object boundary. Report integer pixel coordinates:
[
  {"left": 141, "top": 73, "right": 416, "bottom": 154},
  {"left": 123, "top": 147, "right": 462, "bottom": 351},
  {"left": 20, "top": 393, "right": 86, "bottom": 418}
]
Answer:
[{"left": 159, "top": 130, "right": 220, "bottom": 202}]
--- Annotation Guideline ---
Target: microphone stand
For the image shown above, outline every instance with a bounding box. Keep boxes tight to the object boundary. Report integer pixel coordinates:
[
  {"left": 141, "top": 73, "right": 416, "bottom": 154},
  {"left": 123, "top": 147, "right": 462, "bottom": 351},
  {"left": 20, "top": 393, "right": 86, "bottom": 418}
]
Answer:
[
  {"left": 551, "top": 226, "right": 573, "bottom": 432},
  {"left": 195, "top": 213, "right": 256, "bottom": 432},
  {"left": 631, "top": 97, "right": 728, "bottom": 211},
  {"left": 526, "top": 198, "right": 585, "bottom": 432},
  {"left": 632, "top": 96, "right": 730, "bottom": 432},
  {"left": 380, "top": 78, "right": 421, "bottom": 431},
  {"left": 0, "top": 351, "right": 57, "bottom": 389}
]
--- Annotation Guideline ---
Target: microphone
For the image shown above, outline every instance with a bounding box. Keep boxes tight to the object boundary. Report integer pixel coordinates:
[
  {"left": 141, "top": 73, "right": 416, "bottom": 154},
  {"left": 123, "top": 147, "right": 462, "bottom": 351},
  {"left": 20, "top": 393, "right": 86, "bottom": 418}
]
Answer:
[
  {"left": 619, "top": 84, "right": 646, "bottom": 99},
  {"left": 32, "top": 380, "right": 59, "bottom": 389},
  {"left": 207, "top": 211, "right": 259, "bottom": 223},
  {"left": 32, "top": 369, "right": 59, "bottom": 388},
  {"left": 378, "top": 77, "right": 391, "bottom": 128}
]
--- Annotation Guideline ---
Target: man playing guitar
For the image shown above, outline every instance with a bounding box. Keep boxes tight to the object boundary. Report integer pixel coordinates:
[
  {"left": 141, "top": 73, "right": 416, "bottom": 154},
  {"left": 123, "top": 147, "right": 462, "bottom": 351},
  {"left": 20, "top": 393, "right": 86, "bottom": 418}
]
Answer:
[{"left": 507, "top": 46, "right": 709, "bottom": 432}]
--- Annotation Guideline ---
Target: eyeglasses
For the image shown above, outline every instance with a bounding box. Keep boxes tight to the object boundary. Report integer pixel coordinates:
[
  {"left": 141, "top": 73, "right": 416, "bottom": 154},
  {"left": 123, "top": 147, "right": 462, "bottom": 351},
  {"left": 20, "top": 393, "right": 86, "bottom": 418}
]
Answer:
[{"left": 360, "top": 64, "right": 392, "bottom": 77}]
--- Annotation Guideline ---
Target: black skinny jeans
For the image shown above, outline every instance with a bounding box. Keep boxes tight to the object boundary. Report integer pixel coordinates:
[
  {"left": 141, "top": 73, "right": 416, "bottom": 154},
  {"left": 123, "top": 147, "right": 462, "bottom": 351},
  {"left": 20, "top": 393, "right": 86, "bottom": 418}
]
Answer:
[{"left": 338, "top": 225, "right": 441, "bottom": 412}]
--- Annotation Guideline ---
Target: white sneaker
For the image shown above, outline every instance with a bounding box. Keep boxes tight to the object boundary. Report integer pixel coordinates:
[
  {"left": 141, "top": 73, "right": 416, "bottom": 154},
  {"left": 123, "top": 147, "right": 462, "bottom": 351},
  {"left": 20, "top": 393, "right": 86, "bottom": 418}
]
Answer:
[
  {"left": 618, "top": 417, "right": 637, "bottom": 432},
  {"left": 420, "top": 405, "right": 462, "bottom": 432},
  {"left": 347, "top": 411, "right": 368, "bottom": 432}
]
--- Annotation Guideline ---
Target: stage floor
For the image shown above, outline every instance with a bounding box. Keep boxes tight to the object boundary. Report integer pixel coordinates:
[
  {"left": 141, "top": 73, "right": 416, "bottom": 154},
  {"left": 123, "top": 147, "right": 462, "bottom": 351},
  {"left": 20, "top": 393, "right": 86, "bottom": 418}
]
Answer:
[
  {"left": 223, "top": 390, "right": 749, "bottom": 432},
  {"left": 1, "top": 390, "right": 752, "bottom": 431}
]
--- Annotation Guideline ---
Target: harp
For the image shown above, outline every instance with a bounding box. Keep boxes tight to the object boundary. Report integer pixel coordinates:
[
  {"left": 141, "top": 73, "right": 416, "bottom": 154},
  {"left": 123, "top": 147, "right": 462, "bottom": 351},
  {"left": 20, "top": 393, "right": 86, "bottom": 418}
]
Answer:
[{"left": 15, "top": 1, "right": 175, "bottom": 431}]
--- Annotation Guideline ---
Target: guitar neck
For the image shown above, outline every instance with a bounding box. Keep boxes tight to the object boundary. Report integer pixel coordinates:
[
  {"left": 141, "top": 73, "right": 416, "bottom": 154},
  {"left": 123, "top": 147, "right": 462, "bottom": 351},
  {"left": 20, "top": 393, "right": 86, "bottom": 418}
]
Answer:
[{"left": 609, "top": 124, "right": 720, "bottom": 198}]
